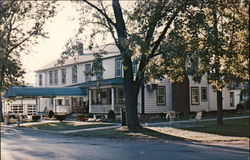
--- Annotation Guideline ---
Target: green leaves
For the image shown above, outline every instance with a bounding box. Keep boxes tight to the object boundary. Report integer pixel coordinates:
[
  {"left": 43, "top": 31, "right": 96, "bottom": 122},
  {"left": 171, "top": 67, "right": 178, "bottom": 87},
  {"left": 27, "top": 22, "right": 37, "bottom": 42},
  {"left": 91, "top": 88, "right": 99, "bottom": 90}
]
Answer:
[{"left": 0, "top": 0, "right": 56, "bottom": 91}]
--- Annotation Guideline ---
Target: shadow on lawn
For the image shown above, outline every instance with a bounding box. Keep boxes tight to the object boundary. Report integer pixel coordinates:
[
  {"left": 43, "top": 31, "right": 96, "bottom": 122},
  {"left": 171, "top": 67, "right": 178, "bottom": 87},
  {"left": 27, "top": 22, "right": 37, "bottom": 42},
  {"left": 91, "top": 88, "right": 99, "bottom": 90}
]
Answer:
[{"left": 116, "top": 127, "right": 188, "bottom": 141}]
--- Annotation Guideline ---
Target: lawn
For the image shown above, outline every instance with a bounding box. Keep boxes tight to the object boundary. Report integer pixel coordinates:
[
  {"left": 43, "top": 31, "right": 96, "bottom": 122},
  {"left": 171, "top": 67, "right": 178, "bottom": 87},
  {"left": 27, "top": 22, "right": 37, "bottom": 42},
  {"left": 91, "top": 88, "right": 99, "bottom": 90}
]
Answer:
[
  {"left": 69, "top": 118, "right": 249, "bottom": 142},
  {"left": 182, "top": 118, "right": 249, "bottom": 137},
  {"left": 69, "top": 127, "right": 184, "bottom": 141},
  {"left": 24, "top": 122, "right": 114, "bottom": 131}
]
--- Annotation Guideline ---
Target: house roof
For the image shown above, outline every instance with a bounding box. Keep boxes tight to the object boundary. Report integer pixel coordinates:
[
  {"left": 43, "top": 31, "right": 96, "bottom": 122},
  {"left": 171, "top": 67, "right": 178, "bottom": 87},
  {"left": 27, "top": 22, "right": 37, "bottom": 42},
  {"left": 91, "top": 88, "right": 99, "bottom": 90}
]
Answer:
[
  {"left": 68, "top": 77, "right": 124, "bottom": 87},
  {"left": 36, "top": 44, "right": 120, "bottom": 72},
  {"left": 5, "top": 87, "right": 87, "bottom": 98}
]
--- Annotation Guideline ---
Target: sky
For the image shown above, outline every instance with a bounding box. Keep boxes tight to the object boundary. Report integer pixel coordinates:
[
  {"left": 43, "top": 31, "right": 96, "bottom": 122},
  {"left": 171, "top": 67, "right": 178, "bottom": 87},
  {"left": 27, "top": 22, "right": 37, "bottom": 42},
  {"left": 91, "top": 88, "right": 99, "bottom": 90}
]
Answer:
[
  {"left": 21, "top": 2, "right": 81, "bottom": 84},
  {"left": 21, "top": 1, "right": 132, "bottom": 84}
]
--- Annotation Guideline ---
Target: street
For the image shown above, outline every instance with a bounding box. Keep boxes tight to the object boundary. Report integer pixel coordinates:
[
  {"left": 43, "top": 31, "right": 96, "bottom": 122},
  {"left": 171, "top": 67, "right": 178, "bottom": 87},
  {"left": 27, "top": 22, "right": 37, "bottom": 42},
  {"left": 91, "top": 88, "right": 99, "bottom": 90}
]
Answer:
[{"left": 1, "top": 127, "right": 249, "bottom": 160}]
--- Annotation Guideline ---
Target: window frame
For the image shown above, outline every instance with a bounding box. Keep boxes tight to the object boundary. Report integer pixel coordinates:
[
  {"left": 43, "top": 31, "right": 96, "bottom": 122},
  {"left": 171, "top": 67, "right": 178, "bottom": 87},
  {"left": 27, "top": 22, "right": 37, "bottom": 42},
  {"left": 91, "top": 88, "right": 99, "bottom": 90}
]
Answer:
[
  {"left": 49, "top": 71, "right": 53, "bottom": 85},
  {"left": 156, "top": 86, "right": 166, "bottom": 106},
  {"left": 39, "top": 74, "right": 42, "bottom": 86},
  {"left": 191, "top": 87, "right": 200, "bottom": 105},
  {"left": 201, "top": 87, "right": 208, "bottom": 102},
  {"left": 54, "top": 70, "right": 58, "bottom": 85},
  {"left": 230, "top": 92, "right": 235, "bottom": 107},
  {"left": 91, "top": 88, "right": 112, "bottom": 105},
  {"left": 72, "top": 65, "right": 77, "bottom": 84},
  {"left": 115, "top": 59, "right": 122, "bottom": 77},
  {"left": 85, "top": 64, "right": 91, "bottom": 82},
  {"left": 61, "top": 68, "right": 66, "bottom": 84}
]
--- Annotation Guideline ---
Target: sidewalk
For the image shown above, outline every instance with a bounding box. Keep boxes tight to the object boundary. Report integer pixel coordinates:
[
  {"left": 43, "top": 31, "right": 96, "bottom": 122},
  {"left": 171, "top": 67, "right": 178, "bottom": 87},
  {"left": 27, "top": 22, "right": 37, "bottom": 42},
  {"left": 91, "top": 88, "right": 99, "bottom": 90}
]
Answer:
[
  {"left": 143, "top": 115, "right": 250, "bottom": 127},
  {"left": 59, "top": 125, "right": 120, "bottom": 134}
]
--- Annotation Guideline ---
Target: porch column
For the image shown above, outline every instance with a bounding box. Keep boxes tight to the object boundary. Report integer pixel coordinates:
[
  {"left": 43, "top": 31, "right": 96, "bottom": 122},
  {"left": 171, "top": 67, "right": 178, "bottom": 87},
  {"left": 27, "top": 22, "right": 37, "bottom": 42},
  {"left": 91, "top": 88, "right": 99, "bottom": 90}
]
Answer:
[
  {"left": 111, "top": 88, "right": 115, "bottom": 111},
  {"left": 89, "top": 90, "right": 92, "bottom": 113},
  {"left": 53, "top": 97, "right": 56, "bottom": 114}
]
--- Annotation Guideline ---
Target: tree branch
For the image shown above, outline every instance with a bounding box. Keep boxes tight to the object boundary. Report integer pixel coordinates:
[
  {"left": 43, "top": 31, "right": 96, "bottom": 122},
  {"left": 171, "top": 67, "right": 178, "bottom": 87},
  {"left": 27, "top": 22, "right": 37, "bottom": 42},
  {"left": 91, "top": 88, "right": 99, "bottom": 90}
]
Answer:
[
  {"left": 149, "top": 11, "right": 180, "bottom": 57},
  {"left": 81, "top": 0, "right": 116, "bottom": 27},
  {"left": 99, "top": 1, "right": 118, "bottom": 45},
  {"left": 135, "top": 3, "right": 187, "bottom": 84},
  {"left": 112, "top": 0, "right": 127, "bottom": 39}
]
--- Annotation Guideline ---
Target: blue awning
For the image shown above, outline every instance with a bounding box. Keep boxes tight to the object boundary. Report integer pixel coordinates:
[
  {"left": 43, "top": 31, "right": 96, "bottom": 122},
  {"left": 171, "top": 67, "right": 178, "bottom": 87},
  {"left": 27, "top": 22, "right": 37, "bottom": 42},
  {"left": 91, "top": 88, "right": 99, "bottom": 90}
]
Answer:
[
  {"left": 5, "top": 87, "right": 87, "bottom": 98},
  {"left": 68, "top": 77, "right": 124, "bottom": 87}
]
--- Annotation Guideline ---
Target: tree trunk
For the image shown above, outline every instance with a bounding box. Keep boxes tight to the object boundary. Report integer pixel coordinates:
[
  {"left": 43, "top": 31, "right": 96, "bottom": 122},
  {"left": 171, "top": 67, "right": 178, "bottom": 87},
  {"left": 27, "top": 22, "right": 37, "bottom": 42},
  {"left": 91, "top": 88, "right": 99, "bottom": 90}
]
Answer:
[
  {"left": 0, "top": 94, "right": 4, "bottom": 122},
  {"left": 123, "top": 63, "right": 141, "bottom": 130},
  {"left": 124, "top": 85, "right": 140, "bottom": 129},
  {"left": 217, "top": 90, "right": 223, "bottom": 125}
]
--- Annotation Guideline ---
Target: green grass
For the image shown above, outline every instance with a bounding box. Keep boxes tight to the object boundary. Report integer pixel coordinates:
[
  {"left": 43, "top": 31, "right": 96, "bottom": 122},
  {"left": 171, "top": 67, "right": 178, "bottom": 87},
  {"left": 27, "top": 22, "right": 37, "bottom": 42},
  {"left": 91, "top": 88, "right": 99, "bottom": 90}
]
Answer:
[
  {"left": 182, "top": 118, "right": 249, "bottom": 137},
  {"left": 70, "top": 118, "right": 249, "bottom": 141},
  {"left": 24, "top": 122, "right": 114, "bottom": 131},
  {"left": 140, "top": 112, "right": 249, "bottom": 123}
]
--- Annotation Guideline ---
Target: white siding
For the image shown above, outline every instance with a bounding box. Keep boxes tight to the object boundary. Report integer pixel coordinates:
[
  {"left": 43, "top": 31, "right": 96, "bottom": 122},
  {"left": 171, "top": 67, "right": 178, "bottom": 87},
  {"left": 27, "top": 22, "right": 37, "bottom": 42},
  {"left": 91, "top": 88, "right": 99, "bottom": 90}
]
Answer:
[
  {"left": 144, "top": 79, "right": 172, "bottom": 113},
  {"left": 189, "top": 74, "right": 241, "bottom": 112},
  {"left": 103, "top": 57, "right": 116, "bottom": 79}
]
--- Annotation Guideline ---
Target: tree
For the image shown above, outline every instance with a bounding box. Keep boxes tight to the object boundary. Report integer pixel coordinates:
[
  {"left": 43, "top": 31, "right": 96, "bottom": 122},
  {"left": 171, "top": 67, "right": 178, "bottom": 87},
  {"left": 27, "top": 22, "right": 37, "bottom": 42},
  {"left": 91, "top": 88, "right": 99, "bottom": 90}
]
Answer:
[
  {"left": 66, "top": 0, "right": 199, "bottom": 130},
  {"left": 0, "top": 0, "right": 55, "bottom": 122},
  {"left": 170, "top": 0, "right": 249, "bottom": 125}
]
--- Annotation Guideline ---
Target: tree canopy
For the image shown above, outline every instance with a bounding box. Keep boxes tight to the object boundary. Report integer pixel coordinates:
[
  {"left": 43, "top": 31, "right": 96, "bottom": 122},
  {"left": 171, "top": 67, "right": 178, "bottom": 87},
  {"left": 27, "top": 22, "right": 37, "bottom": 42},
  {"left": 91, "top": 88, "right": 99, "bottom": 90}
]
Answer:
[
  {"left": 63, "top": 0, "right": 248, "bottom": 128},
  {"left": 0, "top": 0, "right": 56, "bottom": 121}
]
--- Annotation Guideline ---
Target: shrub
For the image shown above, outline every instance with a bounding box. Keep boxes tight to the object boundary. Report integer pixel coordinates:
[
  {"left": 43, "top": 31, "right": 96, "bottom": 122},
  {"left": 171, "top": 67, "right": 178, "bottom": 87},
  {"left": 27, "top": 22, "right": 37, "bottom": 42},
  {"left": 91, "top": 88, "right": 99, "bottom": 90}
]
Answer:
[
  {"left": 76, "top": 114, "right": 87, "bottom": 121},
  {"left": 32, "top": 115, "right": 41, "bottom": 122},
  {"left": 236, "top": 103, "right": 244, "bottom": 112},
  {"left": 48, "top": 110, "right": 54, "bottom": 118},
  {"left": 54, "top": 114, "right": 66, "bottom": 122},
  {"left": 9, "top": 115, "right": 16, "bottom": 119},
  {"left": 107, "top": 110, "right": 115, "bottom": 121}
]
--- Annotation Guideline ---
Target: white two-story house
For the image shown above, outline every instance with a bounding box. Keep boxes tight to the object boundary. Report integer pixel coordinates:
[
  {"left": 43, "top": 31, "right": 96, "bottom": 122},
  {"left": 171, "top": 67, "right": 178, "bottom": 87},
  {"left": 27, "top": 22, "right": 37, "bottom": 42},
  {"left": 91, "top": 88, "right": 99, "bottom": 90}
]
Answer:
[{"left": 35, "top": 43, "right": 241, "bottom": 115}]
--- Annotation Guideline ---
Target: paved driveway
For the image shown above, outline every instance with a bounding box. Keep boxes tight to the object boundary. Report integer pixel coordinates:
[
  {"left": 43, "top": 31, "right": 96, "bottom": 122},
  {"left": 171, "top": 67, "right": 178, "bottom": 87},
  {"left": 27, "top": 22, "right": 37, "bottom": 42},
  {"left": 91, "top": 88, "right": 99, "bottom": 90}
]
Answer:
[{"left": 1, "top": 127, "right": 249, "bottom": 160}]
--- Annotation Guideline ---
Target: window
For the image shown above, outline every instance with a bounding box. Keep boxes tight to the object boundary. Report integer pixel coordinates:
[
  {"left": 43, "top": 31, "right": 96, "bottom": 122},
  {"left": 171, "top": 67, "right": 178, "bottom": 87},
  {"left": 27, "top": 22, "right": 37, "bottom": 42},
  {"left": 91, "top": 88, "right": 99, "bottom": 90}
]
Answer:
[
  {"left": 56, "top": 99, "right": 63, "bottom": 105},
  {"left": 50, "top": 98, "right": 54, "bottom": 106},
  {"left": 11, "top": 105, "right": 23, "bottom": 114},
  {"left": 85, "top": 64, "right": 91, "bottom": 82},
  {"left": 114, "top": 88, "right": 125, "bottom": 104},
  {"left": 91, "top": 88, "right": 111, "bottom": 105},
  {"left": 230, "top": 92, "right": 235, "bottom": 107},
  {"left": 115, "top": 59, "right": 122, "bottom": 77},
  {"left": 54, "top": 70, "right": 58, "bottom": 85},
  {"left": 39, "top": 74, "right": 42, "bottom": 86},
  {"left": 189, "top": 60, "right": 199, "bottom": 72},
  {"left": 49, "top": 71, "right": 53, "bottom": 85},
  {"left": 61, "top": 69, "right": 66, "bottom": 84},
  {"left": 156, "top": 86, "right": 166, "bottom": 105},
  {"left": 132, "top": 61, "right": 137, "bottom": 75},
  {"left": 191, "top": 87, "right": 199, "bottom": 105},
  {"left": 72, "top": 65, "right": 77, "bottom": 83},
  {"left": 64, "top": 98, "right": 70, "bottom": 106},
  {"left": 201, "top": 87, "right": 207, "bottom": 101},
  {"left": 27, "top": 105, "right": 36, "bottom": 115}
]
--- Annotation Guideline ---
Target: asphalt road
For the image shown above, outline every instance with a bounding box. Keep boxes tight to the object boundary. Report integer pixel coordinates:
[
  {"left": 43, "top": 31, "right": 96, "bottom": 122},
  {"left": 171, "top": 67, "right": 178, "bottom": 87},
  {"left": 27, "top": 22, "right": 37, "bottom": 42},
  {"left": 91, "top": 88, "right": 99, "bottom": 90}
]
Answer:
[{"left": 1, "top": 127, "right": 249, "bottom": 160}]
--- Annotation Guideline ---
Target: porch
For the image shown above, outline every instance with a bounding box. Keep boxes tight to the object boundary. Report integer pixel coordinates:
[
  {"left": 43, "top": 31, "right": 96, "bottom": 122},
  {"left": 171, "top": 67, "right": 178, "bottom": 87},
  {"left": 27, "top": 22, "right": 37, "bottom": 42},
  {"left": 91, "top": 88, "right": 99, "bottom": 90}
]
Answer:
[{"left": 89, "top": 87, "right": 125, "bottom": 114}]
